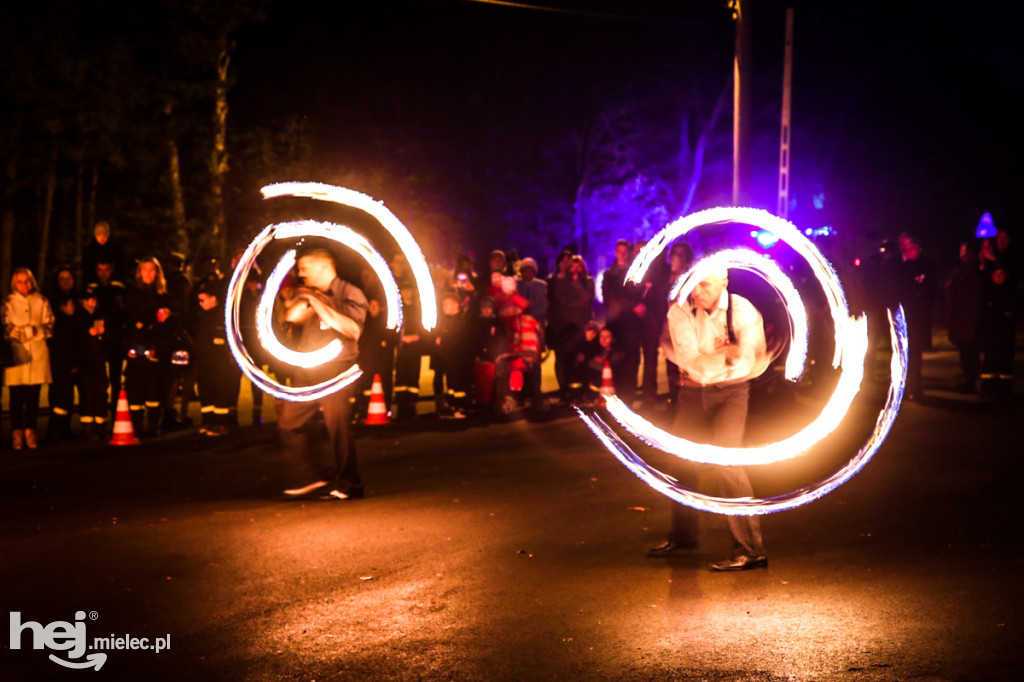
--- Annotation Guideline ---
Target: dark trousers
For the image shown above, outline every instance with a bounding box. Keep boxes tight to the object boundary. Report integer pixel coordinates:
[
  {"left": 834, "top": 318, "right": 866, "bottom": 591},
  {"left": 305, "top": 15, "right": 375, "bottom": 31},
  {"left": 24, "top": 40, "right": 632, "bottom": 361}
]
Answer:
[
  {"left": 197, "top": 359, "right": 242, "bottom": 427},
  {"left": 437, "top": 356, "right": 473, "bottom": 410},
  {"left": 954, "top": 338, "right": 981, "bottom": 388},
  {"left": 9, "top": 384, "right": 42, "bottom": 430},
  {"left": 639, "top": 326, "right": 661, "bottom": 397},
  {"left": 49, "top": 370, "right": 76, "bottom": 415},
  {"left": 905, "top": 311, "right": 930, "bottom": 397},
  {"left": 79, "top": 362, "right": 109, "bottom": 421},
  {"left": 394, "top": 346, "right": 421, "bottom": 420},
  {"left": 277, "top": 385, "right": 360, "bottom": 493},
  {"left": 105, "top": 348, "right": 123, "bottom": 403},
  {"left": 666, "top": 382, "right": 766, "bottom": 558},
  {"left": 124, "top": 356, "right": 163, "bottom": 433},
  {"left": 981, "top": 317, "right": 1015, "bottom": 397}
]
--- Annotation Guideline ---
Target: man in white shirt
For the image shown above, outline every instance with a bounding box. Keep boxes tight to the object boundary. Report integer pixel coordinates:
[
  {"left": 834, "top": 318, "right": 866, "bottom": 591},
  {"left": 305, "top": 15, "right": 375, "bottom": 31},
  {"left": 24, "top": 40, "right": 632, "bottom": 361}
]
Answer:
[{"left": 647, "top": 270, "right": 769, "bottom": 571}]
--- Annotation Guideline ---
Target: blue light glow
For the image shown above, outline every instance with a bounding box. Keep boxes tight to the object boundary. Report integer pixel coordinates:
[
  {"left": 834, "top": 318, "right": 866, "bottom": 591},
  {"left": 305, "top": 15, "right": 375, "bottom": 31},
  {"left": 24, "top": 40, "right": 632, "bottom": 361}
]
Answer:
[
  {"left": 976, "top": 212, "right": 996, "bottom": 239},
  {"left": 754, "top": 230, "right": 779, "bottom": 249}
]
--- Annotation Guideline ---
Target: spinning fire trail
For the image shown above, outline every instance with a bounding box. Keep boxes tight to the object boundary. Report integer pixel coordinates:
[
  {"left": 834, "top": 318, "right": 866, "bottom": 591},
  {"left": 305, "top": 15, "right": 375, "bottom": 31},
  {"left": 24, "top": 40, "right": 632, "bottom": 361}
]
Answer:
[
  {"left": 577, "top": 207, "right": 908, "bottom": 515},
  {"left": 225, "top": 182, "right": 436, "bottom": 403}
]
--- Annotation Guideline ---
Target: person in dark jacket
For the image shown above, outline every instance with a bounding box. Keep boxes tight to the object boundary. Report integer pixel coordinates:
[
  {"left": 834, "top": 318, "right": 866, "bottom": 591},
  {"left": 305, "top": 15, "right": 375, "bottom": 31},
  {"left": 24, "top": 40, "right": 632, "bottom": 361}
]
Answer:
[
  {"left": 979, "top": 263, "right": 1015, "bottom": 401},
  {"left": 636, "top": 241, "right": 672, "bottom": 402},
  {"left": 76, "top": 287, "right": 110, "bottom": 440},
  {"left": 81, "top": 221, "right": 127, "bottom": 287},
  {"left": 48, "top": 266, "right": 79, "bottom": 304},
  {"left": 601, "top": 240, "right": 644, "bottom": 403},
  {"left": 122, "top": 257, "right": 174, "bottom": 436},
  {"left": 356, "top": 296, "right": 397, "bottom": 420},
  {"left": 892, "top": 233, "right": 936, "bottom": 400},
  {"left": 85, "top": 259, "right": 126, "bottom": 405},
  {"left": 944, "top": 243, "right": 983, "bottom": 392},
  {"left": 191, "top": 278, "right": 240, "bottom": 436},
  {"left": 393, "top": 281, "right": 425, "bottom": 421},
  {"left": 547, "top": 255, "right": 594, "bottom": 403},
  {"left": 433, "top": 292, "right": 474, "bottom": 418},
  {"left": 46, "top": 292, "right": 79, "bottom": 442}
]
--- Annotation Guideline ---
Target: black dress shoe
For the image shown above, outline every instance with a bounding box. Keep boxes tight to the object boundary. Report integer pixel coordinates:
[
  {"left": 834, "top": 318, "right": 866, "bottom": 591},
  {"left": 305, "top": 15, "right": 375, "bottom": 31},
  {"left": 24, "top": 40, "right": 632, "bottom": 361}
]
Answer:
[
  {"left": 646, "top": 540, "right": 698, "bottom": 557},
  {"left": 710, "top": 555, "right": 768, "bottom": 571}
]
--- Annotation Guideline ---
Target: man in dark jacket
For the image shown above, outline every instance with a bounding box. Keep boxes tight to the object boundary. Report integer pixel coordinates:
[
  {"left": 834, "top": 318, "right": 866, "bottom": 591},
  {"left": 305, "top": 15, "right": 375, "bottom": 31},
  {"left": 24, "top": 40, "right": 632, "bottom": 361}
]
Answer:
[{"left": 601, "top": 240, "right": 644, "bottom": 403}]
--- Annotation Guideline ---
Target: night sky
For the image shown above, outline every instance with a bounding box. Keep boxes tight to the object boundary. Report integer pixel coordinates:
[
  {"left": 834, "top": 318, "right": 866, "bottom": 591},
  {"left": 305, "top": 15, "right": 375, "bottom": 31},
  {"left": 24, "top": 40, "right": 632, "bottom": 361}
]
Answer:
[
  {"left": 5, "top": 0, "right": 1018, "bottom": 271},
  {"left": 226, "top": 0, "right": 1022, "bottom": 268}
]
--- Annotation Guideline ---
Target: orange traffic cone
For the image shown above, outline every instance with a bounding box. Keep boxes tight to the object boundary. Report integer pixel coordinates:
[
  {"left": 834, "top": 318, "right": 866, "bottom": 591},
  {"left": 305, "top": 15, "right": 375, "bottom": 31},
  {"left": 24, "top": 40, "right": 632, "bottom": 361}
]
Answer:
[
  {"left": 109, "top": 389, "right": 140, "bottom": 446},
  {"left": 364, "top": 374, "right": 390, "bottom": 425},
  {"left": 600, "top": 361, "right": 616, "bottom": 396}
]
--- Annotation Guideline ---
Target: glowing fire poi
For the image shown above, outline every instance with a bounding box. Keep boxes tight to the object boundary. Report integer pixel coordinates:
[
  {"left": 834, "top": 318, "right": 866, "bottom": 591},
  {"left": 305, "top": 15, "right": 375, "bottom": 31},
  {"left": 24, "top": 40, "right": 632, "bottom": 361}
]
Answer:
[
  {"left": 225, "top": 183, "right": 436, "bottom": 402},
  {"left": 577, "top": 206, "right": 908, "bottom": 515}
]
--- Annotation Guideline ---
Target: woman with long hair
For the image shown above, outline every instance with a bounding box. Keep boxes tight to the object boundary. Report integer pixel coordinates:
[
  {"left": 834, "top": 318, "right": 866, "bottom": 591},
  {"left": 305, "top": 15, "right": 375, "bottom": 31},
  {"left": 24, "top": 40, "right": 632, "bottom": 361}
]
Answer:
[
  {"left": 122, "top": 257, "right": 174, "bottom": 435},
  {"left": 4, "top": 268, "right": 55, "bottom": 449}
]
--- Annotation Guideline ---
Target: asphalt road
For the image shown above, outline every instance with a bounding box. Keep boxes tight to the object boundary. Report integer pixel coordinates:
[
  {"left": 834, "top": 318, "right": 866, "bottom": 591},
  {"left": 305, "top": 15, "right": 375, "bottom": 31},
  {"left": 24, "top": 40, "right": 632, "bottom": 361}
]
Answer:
[{"left": 1, "top": 347, "right": 1022, "bottom": 681}]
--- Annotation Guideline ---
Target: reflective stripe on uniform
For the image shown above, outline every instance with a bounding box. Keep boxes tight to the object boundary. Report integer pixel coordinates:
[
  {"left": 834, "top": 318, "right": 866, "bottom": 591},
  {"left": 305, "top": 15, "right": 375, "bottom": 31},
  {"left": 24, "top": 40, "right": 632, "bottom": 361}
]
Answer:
[
  {"left": 145, "top": 401, "right": 160, "bottom": 408},
  {"left": 201, "top": 405, "right": 216, "bottom": 413},
  {"left": 52, "top": 407, "right": 69, "bottom": 416},
  {"left": 213, "top": 408, "right": 230, "bottom": 415},
  {"left": 80, "top": 416, "right": 94, "bottom": 423}
]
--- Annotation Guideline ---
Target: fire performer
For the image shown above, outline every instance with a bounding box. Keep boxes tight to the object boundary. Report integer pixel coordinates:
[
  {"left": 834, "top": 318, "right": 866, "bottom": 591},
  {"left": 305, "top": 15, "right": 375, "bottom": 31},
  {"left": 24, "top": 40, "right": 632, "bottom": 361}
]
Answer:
[
  {"left": 647, "top": 269, "right": 769, "bottom": 571},
  {"left": 277, "top": 248, "right": 368, "bottom": 501}
]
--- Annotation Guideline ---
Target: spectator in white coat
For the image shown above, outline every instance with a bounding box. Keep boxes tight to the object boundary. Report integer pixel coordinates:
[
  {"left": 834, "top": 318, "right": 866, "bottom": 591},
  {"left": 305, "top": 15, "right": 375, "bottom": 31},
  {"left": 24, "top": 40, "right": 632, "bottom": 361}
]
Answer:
[{"left": 4, "top": 268, "right": 55, "bottom": 450}]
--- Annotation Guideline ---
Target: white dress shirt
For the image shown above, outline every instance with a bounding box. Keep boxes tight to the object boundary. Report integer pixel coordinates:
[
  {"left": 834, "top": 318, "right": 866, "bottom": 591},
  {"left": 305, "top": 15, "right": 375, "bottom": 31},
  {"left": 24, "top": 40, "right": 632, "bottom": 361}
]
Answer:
[{"left": 667, "top": 289, "right": 767, "bottom": 387}]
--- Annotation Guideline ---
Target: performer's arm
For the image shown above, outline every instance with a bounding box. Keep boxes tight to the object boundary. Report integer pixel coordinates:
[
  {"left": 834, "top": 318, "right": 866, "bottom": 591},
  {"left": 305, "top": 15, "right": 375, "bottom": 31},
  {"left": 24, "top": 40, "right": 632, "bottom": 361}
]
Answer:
[
  {"left": 721, "top": 297, "right": 765, "bottom": 380},
  {"left": 304, "top": 292, "right": 362, "bottom": 341},
  {"left": 668, "top": 304, "right": 729, "bottom": 385}
]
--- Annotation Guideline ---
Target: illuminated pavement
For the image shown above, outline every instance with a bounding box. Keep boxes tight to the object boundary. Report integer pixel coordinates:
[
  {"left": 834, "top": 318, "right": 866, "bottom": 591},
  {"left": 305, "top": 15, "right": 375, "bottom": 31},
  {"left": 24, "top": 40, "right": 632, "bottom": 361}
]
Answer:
[{"left": 1, "top": 349, "right": 1022, "bottom": 680}]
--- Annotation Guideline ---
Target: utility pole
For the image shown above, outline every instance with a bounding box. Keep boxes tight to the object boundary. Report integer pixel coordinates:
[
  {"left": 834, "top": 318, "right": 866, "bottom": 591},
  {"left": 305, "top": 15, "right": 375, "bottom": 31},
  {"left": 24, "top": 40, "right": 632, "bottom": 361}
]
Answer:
[
  {"left": 777, "top": 8, "right": 794, "bottom": 218},
  {"left": 731, "top": 0, "right": 753, "bottom": 205}
]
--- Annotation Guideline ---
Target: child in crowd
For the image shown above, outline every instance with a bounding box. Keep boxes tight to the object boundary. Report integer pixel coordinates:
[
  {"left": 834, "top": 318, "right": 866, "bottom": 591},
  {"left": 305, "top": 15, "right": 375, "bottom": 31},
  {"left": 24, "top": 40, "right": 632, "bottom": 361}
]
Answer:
[
  {"left": 585, "top": 325, "right": 624, "bottom": 398},
  {"left": 492, "top": 276, "right": 545, "bottom": 411}
]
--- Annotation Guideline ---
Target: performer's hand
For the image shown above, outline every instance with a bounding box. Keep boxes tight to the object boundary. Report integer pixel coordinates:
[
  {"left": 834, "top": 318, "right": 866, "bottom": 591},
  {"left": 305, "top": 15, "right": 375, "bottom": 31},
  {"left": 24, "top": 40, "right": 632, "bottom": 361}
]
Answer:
[
  {"left": 303, "top": 290, "right": 335, "bottom": 319},
  {"left": 723, "top": 343, "right": 741, "bottom": 365},
  {"left": 283, "top": 297, "right": 315, "bottom": 324}
]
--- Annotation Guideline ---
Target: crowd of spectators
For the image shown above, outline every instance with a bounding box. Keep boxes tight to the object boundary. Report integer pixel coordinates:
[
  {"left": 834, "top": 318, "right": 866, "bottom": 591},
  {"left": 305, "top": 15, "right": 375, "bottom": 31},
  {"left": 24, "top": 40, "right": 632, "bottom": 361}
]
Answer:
[{"left": 1, "top": 220, "right": 1019, "bottom": 450}]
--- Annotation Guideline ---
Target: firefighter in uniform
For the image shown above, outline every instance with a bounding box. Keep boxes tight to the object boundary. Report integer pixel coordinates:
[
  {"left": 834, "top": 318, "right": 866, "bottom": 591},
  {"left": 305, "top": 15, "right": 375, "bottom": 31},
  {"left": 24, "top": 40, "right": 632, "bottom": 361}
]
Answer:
[
  {"left": 192, "top": 277, "right": 242, "bottom": 435},
  {"left": 123, "top": 257, "right": 174, "bottom": 436}
]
